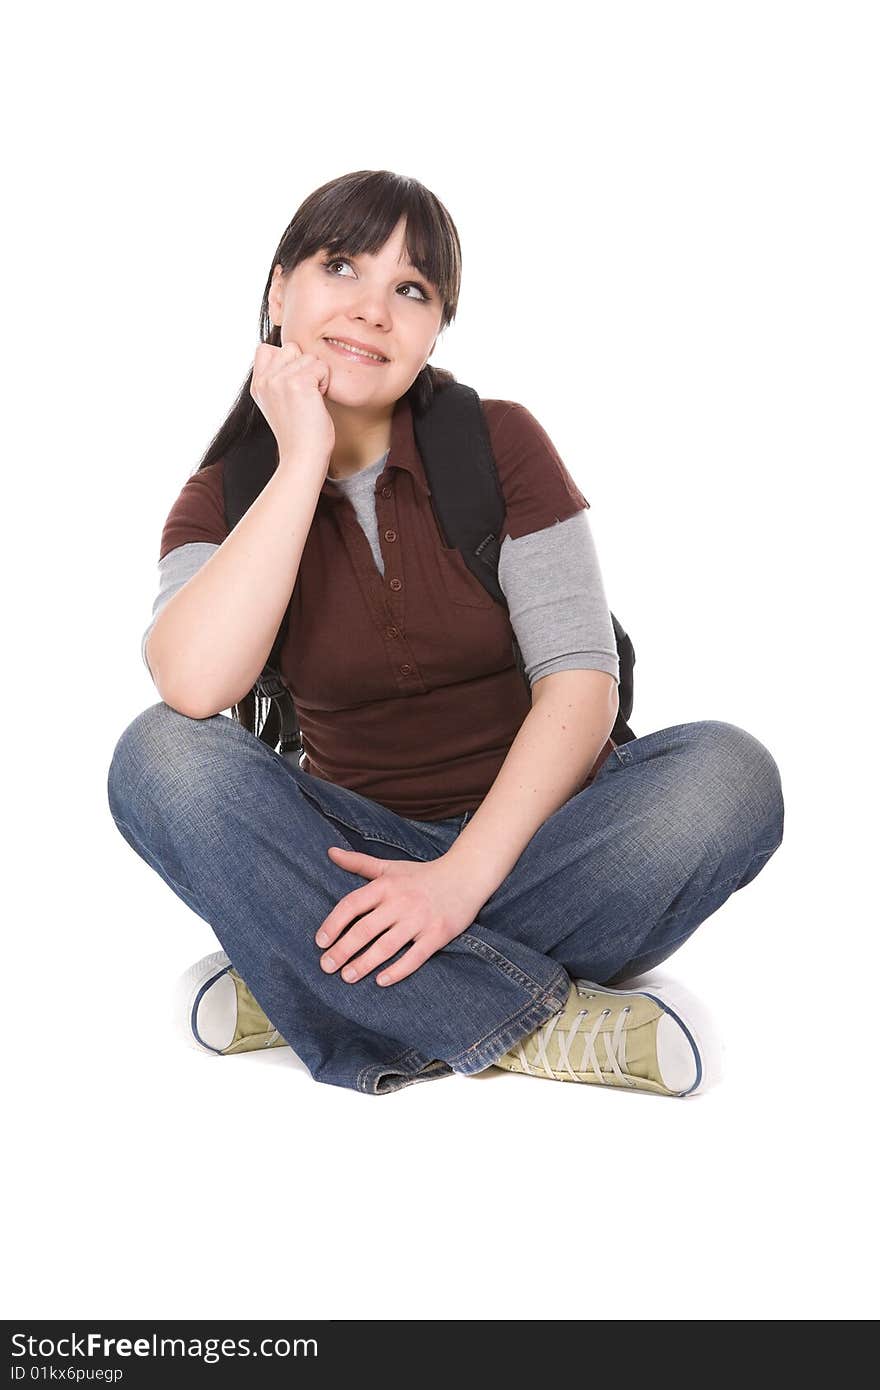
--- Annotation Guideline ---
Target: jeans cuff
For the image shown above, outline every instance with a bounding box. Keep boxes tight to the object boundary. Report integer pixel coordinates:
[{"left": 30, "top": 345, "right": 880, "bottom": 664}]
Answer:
[
  {"left": 356, "top": 967, "right": 572, "bottom": 1093},
  {"left": 446, "top": 967, "right": 573, "bottom": 1075},
  {"left": 357, "top": 1051, "right": 455, "bottom": 1095}
]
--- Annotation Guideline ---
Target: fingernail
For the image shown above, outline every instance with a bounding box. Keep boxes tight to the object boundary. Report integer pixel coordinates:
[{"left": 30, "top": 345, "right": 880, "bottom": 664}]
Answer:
[
  {"left": 316, "top": 933, "right": 329, "bottom": 947},
  {"left": 342, "top": 966, "right": 358, "bottom": 982},
  {"left": 321, "top": 956, "right": 336, "bottom": 971}
]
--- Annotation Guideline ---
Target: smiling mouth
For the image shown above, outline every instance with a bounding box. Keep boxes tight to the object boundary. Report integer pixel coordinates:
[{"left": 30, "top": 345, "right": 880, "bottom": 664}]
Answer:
[{"left": 323, "top": 337, "right": 390, "bottom": 363}]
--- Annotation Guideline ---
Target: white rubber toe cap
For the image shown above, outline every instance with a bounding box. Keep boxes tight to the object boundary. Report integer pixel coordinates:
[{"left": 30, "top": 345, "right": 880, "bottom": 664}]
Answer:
[
  {"left": 655, "top": 1011, "right": 701, "bottom": 1094},
  {"left": 171, "top": 949, "right": 235, "bottom": 1054},
  {"left": 637, "top": 974, "right": 725, "bottom": 1095}
]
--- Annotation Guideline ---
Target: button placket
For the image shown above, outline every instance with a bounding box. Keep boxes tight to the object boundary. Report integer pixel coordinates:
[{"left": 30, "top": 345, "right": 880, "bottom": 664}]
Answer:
[
  {"left": 377, "top": 476, "right": 404, "bottom": 620},
  {"left": 376, "top": 474, "right": 420, "bottom": 688},
  {"left": 333, "top": 497, "right": 398, "bottom": 639}
]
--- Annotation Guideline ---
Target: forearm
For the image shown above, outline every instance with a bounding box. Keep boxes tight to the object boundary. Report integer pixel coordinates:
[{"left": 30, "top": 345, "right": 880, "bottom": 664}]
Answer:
[
  {"left": 147, "top": 453, "right": 328, "bottom": 719},
  {"left": 442, "top": 670, "right": 619, "bottom": 907}
]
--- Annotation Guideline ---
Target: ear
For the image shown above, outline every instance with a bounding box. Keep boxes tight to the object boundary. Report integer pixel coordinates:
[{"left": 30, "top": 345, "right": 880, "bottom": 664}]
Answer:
[{"left": 268, "top": 264, "right": 285, "bottom": 327}]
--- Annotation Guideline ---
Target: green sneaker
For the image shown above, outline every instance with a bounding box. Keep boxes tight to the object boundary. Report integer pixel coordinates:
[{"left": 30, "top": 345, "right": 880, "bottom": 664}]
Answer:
[
  {"left": 491, "top": 974, "right": 720, "bottom": 1096},
  {"left": 173, "top": 950, "right": 289, "bottom": 1056}
]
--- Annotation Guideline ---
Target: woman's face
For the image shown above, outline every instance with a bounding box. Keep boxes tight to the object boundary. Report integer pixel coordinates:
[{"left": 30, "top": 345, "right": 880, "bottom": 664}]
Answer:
[{"left": 268, "top": 216, "right": 443, "bottom": 409}]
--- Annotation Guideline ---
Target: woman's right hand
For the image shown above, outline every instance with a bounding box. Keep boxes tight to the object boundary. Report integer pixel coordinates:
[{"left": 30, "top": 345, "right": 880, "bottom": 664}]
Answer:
[{"left": 250, "top": 340, "right": 336, "bottom": 466}]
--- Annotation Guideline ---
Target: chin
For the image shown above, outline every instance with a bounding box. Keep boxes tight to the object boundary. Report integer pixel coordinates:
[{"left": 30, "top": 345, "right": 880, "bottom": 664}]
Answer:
[{"left": 327, "top": 369, "right": 397, "bottom": 397}]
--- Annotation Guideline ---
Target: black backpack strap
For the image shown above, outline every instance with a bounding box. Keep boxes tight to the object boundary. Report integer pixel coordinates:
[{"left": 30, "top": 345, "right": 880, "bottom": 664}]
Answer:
[
  {"left": 412, "top": 382, "right": 507, "bottom": 603},
  {"left": 223, "top": 424, "right": 279, "bottom": 526},
  {"left": 415, "top": 385, "right": 637, "bottom": 744}
]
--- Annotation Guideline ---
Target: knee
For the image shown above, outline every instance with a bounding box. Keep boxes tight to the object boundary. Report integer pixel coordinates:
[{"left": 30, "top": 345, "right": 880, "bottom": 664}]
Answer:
[
  {"left": 106, "top": 701, "right": 220, "bottom": 823},
  {"left": 692, "top": 720, "right": 784, "bottom": 850}
]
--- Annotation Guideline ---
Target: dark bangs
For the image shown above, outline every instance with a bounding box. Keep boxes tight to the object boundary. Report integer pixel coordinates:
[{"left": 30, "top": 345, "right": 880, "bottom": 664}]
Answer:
[{"left": 308, "top": 182, "right": 460, "bottom": 327}]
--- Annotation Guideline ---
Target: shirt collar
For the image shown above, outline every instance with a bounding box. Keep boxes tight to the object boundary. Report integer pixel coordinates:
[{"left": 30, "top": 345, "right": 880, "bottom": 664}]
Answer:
[{"left": 318, "top": 393, "right": 432, "bottom": 502}]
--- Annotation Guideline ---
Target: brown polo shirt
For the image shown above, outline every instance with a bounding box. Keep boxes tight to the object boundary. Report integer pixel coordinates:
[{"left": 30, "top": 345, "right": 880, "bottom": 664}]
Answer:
[{"left": 156, "top": 392, "right": 615, "bottom": 820}]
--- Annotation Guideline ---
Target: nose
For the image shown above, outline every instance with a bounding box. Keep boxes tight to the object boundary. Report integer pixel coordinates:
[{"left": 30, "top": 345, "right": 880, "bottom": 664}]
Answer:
[{"left": 347, "top": 286, "right": 392, "bottom": 330}]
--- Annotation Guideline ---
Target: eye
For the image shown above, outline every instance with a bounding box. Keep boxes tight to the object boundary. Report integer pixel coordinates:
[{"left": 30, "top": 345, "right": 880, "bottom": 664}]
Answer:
[{"left": 322, "top": 255, "right": 432, "bottom": 303}]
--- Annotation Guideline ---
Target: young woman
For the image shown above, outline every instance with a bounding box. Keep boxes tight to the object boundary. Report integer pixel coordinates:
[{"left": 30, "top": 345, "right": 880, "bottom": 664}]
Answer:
[{"left": 106, "top": 169, "right": 784, "bottom": 1098}]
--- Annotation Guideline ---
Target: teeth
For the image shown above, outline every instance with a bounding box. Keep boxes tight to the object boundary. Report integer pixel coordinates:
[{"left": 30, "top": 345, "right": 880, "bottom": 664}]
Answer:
[{"left": 326, "top": 338, "right": 387, "bottom": 362}]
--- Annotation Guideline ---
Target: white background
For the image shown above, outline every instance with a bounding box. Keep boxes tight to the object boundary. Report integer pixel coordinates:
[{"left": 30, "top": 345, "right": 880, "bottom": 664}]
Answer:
[{"left": 3, "top": 0, "right": 877, "bottom": 1322}]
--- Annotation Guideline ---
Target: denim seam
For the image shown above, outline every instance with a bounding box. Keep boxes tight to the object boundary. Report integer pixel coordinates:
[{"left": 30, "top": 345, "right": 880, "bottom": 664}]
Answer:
[
  {"left": 355, "top": 937, "right": 570, "bottom": 1090},
  {"left": 357, "top": 1049, "right": 453, "bottom": 1094},
  {"left": 446, "top": 969, "right": 572, "bottom": 1073},
  {"left": 358, "top": 1063, "right": 455, "bottom": 1096},
  {"left": 296, "top": 787, "right": 429, "bottom": 860},
  {"left": 381, "top": 1065, "right": 454, "bottom": 1092},
  {"left": 356, "top": 1045, "right": 427, "bottom": 1092},
  {"left": 360, "top": 972, "right": 572, "bottom": 1087},
  {"left": 357, "top": 959, "right": 573, "bottom": 1090},
  {"left": 457, "top": 931, "right": 563, "bottom": 996}
]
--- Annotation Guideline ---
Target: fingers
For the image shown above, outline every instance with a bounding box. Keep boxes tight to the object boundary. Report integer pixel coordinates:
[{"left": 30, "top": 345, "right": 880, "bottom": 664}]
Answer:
[
  {"left": 317, "top": 904, "right": 396, "bottom": 974},
  {"left": 315, "top": 881, "right": 382, "bottom": 950},
  {"left": 252, "top": 339, "right": 303, "bottom": 387},
  {"left": 312, "top": 863, "right": 449, "bottom": 985},
  {"left": 255, "top": 338, "right": 302, "bottom": 361},
  {"left": 321, "top": 918, "right": 413, "bottom": 984},
  {"left": 372, "top": 938, "right": 438, "bottom": 987}
]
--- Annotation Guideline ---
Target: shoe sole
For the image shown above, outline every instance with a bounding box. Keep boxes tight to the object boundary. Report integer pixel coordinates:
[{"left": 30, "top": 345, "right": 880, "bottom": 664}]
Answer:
[
  {"left": 171, "top": 948, "right": 233, "bottom": 1055},
  {"left": 581, "top": 972, "right": 724, "bottom": 1095}
]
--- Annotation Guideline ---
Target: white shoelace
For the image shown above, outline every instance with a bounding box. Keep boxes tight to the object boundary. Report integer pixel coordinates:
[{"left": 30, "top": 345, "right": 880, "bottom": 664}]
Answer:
[{"left": 514, "top": 990, "right": 637, "bottom": 1085}]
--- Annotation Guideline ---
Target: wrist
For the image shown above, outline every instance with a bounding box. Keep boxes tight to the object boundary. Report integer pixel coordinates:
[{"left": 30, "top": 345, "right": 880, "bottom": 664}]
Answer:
[
  {"left": 277, "top": 450, "right": 330, "bottom": 477},
  {"left": 437, "top": 846, "right": 498, "bottom": 919}
]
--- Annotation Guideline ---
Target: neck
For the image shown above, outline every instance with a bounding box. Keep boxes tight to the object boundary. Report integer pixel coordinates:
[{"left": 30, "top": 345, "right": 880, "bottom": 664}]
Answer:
[{"left": 326, "top": 398, "right": 394, "bottom": 479}]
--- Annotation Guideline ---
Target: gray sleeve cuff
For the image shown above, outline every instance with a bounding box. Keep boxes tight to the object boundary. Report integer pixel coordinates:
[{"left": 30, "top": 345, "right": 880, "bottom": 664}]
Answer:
[
  {"left": 497, "top": 509, "right": 620, "bottom": 688},
  {"left": 141, "top": 542, "right": 219, "bottom": 676}
]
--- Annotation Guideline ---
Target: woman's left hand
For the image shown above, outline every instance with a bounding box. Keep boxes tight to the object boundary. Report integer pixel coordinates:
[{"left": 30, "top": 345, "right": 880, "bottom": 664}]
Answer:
[{"left": 315, "top": 846, "right": 486, "bottom": 987}]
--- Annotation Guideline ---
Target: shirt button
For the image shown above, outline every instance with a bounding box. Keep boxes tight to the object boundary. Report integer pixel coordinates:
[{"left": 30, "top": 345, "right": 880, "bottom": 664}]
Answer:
[
  {"left": 384, "top": 529, "right": 397, "bottom": 543},
  {"left": 400, "top": 664, "right": 412, "bottom": 676},
  {"left": 386, "top": 626, "right": 399, "bottom": 639},
  {"left": 389, "top": 578, "right": 402, "bottom": 591},
  {"left": 381, "top": 486, "right": 392, "bottom": 499}
]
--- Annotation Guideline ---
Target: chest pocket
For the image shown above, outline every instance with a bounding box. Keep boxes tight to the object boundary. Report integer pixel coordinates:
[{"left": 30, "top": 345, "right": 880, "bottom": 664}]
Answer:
[{"left": 435, "top": 544, "right": 497, "bottom": 609}]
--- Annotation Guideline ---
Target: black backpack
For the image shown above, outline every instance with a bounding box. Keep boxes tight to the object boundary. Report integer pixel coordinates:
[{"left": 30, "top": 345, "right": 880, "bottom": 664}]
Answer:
[{"left": 222, "top": 380, "right": 637, "bottom": 759}]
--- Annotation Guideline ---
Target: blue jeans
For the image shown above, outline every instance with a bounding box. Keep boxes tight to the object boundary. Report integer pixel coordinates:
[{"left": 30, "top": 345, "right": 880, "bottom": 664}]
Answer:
[{"left": 106, "top": 704, "right": 784, "bottom": 1095}]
